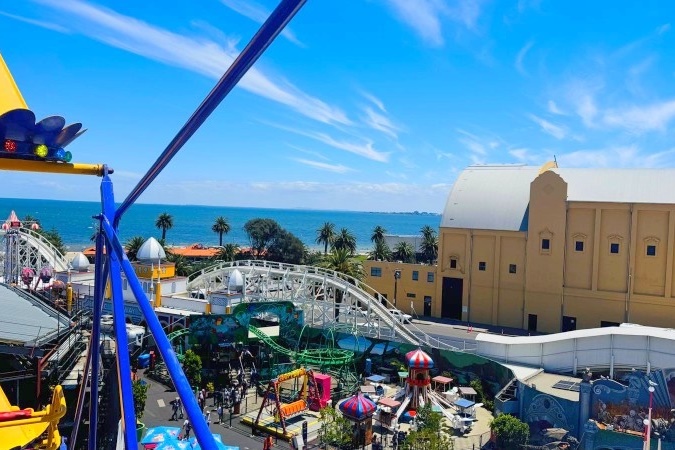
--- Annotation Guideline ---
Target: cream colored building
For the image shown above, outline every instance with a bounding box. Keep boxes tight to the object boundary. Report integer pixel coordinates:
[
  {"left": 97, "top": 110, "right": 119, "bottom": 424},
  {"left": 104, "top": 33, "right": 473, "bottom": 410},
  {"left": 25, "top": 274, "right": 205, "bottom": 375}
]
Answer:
[{"left": 366, "top": 163, "right": 675, "bottom": 334}]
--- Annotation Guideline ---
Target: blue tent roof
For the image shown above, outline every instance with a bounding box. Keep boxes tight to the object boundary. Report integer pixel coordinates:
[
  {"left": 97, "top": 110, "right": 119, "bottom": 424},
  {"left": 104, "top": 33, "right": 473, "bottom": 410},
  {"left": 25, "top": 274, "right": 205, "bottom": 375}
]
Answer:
[{"left": 454, "top": 398, "right": 475, "bottom": 409}]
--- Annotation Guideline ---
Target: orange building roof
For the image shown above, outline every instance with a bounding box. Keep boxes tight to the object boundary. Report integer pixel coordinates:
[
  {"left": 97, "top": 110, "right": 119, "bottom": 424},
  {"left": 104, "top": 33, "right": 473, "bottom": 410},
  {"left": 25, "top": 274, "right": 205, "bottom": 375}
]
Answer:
[{"left": 169, "top": 243, "right": 219, "bottom": 258}]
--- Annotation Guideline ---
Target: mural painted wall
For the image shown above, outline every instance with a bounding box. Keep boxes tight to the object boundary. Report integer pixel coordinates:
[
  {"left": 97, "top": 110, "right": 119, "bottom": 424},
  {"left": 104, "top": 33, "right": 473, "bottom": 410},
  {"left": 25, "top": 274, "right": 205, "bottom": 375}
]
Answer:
[{"left": 520, "top": 385, "right": 579, "bottom": 436}]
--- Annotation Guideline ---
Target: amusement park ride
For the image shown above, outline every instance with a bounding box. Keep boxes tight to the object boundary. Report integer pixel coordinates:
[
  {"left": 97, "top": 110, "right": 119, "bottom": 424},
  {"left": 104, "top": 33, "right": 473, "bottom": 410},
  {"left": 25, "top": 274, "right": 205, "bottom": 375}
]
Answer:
[{"left": 0, "top": 0, "right": 308, "bottom": 448}]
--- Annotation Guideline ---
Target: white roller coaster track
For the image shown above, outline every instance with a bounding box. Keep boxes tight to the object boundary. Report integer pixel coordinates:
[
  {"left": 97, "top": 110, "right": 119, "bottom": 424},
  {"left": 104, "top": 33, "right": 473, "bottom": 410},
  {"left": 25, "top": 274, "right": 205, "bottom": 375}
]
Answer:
[
  {"left": 1, "top": 228, "right": 70, "bottom": 283},
  {"left": 185, "top": 260, "right": 461, "bottom": 351}
]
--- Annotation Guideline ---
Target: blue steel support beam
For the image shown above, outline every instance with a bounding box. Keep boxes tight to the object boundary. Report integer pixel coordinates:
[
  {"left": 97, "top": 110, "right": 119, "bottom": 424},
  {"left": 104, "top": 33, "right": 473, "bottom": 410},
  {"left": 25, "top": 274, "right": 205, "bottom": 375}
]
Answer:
[
  {"left": 100, "top": 214, "right": 218, "bottom": 450},
  {"left": 114, "top": 0, "right": 307, "bottom": 226},
  {"left": 87, "top": 222, "right": 108, "bottom": 448},
  {"left": 100, "top": 173, "right": 138, "bottom": 450}
]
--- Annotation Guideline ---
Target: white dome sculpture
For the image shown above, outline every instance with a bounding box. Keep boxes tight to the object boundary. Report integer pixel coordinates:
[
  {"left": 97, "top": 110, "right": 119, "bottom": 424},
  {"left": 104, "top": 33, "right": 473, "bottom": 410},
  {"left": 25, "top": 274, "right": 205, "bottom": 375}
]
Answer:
[
  {"left": 228, "top": 269, "right": 244, "bottom": 293},
  {"left": 71, "top": 252, "right": 91, "bottom": 272},
  {"left": 137, "top": 237, "right": 166, "bottom": 262}
]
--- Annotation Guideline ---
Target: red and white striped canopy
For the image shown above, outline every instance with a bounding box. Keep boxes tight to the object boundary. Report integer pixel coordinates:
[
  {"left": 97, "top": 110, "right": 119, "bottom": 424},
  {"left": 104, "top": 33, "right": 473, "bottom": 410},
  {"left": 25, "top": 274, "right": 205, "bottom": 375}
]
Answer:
[
  {"left": 406, "top": 348, "right": 434, "bottom": 369},
  {"left": 339, "top": 393, "right": 376, "bottom": 420}
]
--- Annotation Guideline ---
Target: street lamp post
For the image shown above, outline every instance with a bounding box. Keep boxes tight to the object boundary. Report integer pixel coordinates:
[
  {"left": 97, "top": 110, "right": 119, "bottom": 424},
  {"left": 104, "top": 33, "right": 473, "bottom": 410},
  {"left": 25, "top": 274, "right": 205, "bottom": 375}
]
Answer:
[
  {"left": 393, "top": 269, "right": 401, "bottom": 308},
  {"left": 644, "top": 384, "right": 656, "bottom": 450}
]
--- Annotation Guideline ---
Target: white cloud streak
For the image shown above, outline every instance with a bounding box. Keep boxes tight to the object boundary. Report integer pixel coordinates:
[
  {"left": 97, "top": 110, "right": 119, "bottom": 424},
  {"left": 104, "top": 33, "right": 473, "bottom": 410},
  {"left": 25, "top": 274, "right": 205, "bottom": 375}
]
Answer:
[
  {"left": 31, "top": 0, "right": 349, "bottom": 126},
  {"left": 292, "top": 158, "right": 352, "bottom": 173},
  {"left": 0, "top": 10, "right": 69, "bottom": 33},
  {"left": 219, "top": 0, "right": 304, "bottom": 47},
  {"left": 528, "top": 114, "right": 567, "bottom": 139},
  {"left": 515, "top": 40, "right": 534, "bottom": 76},
  {"left": 363, "top": 106, "right": 399, "bottom": 139},
  {"left": 547, "top": 100, "right": 565, "bottom": 115},
  {"left": 603, "top": 99, "right": 675, "bottom": 134}
]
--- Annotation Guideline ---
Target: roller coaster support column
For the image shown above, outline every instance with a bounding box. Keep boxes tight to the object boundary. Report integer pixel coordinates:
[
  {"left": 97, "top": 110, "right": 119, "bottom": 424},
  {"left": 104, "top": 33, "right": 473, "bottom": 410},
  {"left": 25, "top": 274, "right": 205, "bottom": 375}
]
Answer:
[
  {"left": 86, "top": 225, "right": 108, "bottom": 447},
  {"left": 100, "top": 198, "right": 218, "bottom": 450}
]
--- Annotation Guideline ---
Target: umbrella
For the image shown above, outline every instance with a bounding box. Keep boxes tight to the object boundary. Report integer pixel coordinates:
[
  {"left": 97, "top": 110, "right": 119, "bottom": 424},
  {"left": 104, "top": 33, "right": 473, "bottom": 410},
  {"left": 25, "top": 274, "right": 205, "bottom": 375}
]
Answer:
[
  {"left": 141, "top": 426, "right": 182, "bottom": 445},
  {"left": 188, "top": 436, "right": 238, "bottom": 450}
]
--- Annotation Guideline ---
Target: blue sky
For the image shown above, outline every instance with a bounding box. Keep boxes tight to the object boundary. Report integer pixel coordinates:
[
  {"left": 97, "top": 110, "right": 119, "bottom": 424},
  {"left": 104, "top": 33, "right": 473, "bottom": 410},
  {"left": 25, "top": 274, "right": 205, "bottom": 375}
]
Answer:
[{"left": 2, "top": 1, "right": 675, "bottom": 213}]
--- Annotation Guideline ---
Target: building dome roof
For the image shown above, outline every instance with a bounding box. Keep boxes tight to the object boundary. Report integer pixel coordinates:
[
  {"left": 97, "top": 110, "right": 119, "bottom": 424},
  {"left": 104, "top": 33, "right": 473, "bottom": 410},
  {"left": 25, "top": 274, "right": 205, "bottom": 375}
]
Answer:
[
  {"left": 339, "top": 393, "right": 376, "bottom": 420},
  {"left": 406, "top": 348, "right": 434, "bottom": 369},
  {"left": 228, "top": 269, "right": 244, "bottom": 292},
  {"left": 137, "top": 237, "right": 166, "bottom": 262},
  {"left": 71, "top": 252, "right": 90, "bottom": 271}
]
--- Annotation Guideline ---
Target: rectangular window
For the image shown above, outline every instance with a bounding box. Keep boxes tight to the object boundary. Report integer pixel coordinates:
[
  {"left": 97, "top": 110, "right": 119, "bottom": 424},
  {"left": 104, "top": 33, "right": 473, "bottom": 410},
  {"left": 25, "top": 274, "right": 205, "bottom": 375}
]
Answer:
[
  {"left": 528, "top": 314, "right": 537, "bottom": 332},
  {"left": 450, "top": 258, "right": 457, "bottom": 269},
  {"left": 575, "top": 241, "right": 584, "bottom": 252},
  {"left": 370, "top": 267, "right": 382, "bottom": 277},
  {"left": 406, "top": 293, "right": 416, "bottom": 298},
  {"left": 412, "top": 271, "right": 419, "bottom": 281},
  {"left": 610, "top": 243, "right": 620, "bottom": 254},
  {"left": 601, "top": 321, "right": 620, "bottom": 328},
  {"left": 509, "top": 264, "right": 517, "bottom": 274},
  {"left": 647, "top": 245, "right": 656, "bottom": 256},
  {"left": 541, "top": 238, "right": 550, "bottom": 250},
  {"left": 427, "top": 272, "right": 434, "bottom": 282},
  {"left": 478, "top": 261, "right": 486, "bottom": 271}
]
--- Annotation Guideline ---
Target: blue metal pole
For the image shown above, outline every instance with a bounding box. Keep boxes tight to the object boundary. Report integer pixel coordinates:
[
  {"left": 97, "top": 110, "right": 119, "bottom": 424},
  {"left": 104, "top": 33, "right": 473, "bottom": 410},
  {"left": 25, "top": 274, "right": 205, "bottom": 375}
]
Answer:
[
  {"left": 114, "top": 0, "right": 307, "bottom": 227},
  {"left": 87, "top": 223, "right": 108, "bottom": 447},
  {"left": 100, "top": 215, "right": 218, "bottom": 450},
  {"left": 100, "top": 173, "right": 138, "bottom": 449}
]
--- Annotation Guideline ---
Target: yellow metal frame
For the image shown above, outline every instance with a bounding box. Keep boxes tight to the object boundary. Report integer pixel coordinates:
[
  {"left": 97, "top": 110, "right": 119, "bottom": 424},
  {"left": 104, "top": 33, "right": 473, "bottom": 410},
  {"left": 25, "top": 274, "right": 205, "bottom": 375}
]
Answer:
[{"left": 0, "top": 159, "right": 108, "bottom": 176}]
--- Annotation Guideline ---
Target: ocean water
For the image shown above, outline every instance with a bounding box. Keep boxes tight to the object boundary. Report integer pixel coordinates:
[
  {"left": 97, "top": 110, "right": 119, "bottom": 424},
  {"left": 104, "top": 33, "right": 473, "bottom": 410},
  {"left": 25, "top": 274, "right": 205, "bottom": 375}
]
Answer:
[{"left": 0, "top": 198, "right": 440, "bottom": 253}]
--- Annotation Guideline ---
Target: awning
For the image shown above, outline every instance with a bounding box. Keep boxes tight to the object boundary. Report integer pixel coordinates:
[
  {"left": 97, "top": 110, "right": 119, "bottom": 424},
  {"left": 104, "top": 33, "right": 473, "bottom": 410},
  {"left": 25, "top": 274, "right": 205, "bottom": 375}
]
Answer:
[
  {"left": 432, "top": 376, "right": 453, "bottom": 384},
  {"left": 367, "top": 375, "right": 385, "bottom": 383},
  {"left": 378, "top": 397, "right": 401, "bottom": 408},
  {"left": 361, "top": 386, "right": 376, "bottom": 395},
  {"left": 459, "top": 386, "right": 478, "bottom": 396},
  {"left": 454, "top": 398, "right": 475, "bottom": 409}
]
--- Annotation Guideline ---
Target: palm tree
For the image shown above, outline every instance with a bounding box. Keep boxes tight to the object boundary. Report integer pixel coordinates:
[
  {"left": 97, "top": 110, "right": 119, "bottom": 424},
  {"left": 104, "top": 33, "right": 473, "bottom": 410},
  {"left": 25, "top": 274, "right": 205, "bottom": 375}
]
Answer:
[
  {"left": 369, "top": 240, "right": 392, "bottom": 261},
  {"left": 215, "top": 243, "right": 239, "bottom": 262},
  {"left": 321, "top": 248, "right": 364, "bottom": 281},
  {"left": 166, "top": 252, "right": 190, "bottom": 276},
  {"left": 371, "top": 225, "right": 387, "bottom": 244},
  {"left": 394, "top": 241, "right": 415, "bottom": 263},
  {"left": 211, "top": 216, "right": 231, "bottom": 246},
  {"left": 333, "top": 227, "right": 357, "bottom": 255},
  {"left": 316, "top": 222, "right": 336, "bottom": 255},
  {"left": 420, "top": 225, "right": 438, "bottom": 264},
  {"left": 125, "top": 236, "right": 146, "bottom": 261},
  {"left": 155, "top": 213, "right": 174, "bottom": 241}
]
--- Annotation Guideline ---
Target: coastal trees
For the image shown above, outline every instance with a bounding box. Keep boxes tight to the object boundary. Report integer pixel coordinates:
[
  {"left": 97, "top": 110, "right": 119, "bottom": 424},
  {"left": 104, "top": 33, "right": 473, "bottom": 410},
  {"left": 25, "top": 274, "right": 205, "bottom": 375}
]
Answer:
[
  {"left": 125, "top": 236, "right": 146, "bottom": 261},
  {"left": 316, "top": 222, "right": 336, "bottom": 255},
  {"left": 155, "top": 213, "right": 173, "bottom": 241},
  {"left": 332, "top": 227, "right": 357, "bottom": 255},
  {"left": 393, "top": 241, "right": 415, "bottom": 263},
  {"left": 371, "top": 225, "right": 386, "bottom": 245},
  {"left": 321, "top": 248, "right": 364, "bottom": 281},
  {"left": 215, "top": 243, "right": 239, "bottom": 262},
  {"left": 369, "top": 239, "right": 391, "bottom": 261},
  {"left": 244, "top": 218, "right": 281, "bottom": 259},
  {"left": 211, "top": 216, "right": 230, "bottom": 247},
  {"left": 420, "top": 225, "right": 438, "bottom": 264},
  {"left": 267, "top": 229, "right": 306, "bottom": 265}
]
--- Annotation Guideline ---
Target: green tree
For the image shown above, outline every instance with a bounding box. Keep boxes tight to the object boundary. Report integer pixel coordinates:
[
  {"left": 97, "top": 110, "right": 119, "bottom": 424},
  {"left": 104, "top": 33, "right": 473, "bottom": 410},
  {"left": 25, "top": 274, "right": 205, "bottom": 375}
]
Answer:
[
  {"left": 211, "top": 216, "right": 231, "bottom": 247},
  {"left": 181, "top": 349, "right": 202, "bottom": 389},
  {"left": 125, "top": 236, "right": 146, "bottom": 262},
  {"left": 316, "top": 222, "right": 336, "bottom": 255},
  {"left": 318, "top": 406, "right": 353, "bottom": 449},
  {"left": 215, "top": 243, "right": 239, "bottom": 262},
  {"left": 321, "top": 248, "right": 364, "bottom": 281},
  {"left": 132, "top": 379, "right": 149, "bottom": 420},
  {"left": 490, "top": 414, "right": 529, "bottom": 450},
  {"left": 155, "top": 212, "right": 173, "bottom": 241},
  {"left": 369, "top": 239, "right": 392, "bottom": 261},
  {"left": 401, "top": 429, "right": 453, "bottom": 450},
  {"left": 244, "top": 218, "right": 281, "bottom": 259},
  {"left": 415, "top": 402, "right": 442, "bottom": 432},
  {"left": 371, "top": 225, "right": 387, "bottom": 244},
  {"left": 166, "top": 252, "right": 191, "bottom": 276},
  {"left": 420, "top": 225, "right": 438, "bottom": 264},
  {"left": 267, "top": 229, "right": 307, "bottom": 265},
  {"left": 394, "top": 241, "right": 415, "bottom": 263},
  {"left": 39, "top": 228, "right": 68, "bottom": 256},
  {"left": 332, "top": 227, "right": 357, "bottom": 255}
]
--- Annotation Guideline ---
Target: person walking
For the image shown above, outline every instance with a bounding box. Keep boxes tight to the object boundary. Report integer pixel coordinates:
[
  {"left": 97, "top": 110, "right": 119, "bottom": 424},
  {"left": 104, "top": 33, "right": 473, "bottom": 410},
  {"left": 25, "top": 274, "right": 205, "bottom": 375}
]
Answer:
[
  {"left": 183, "top": 419, "right": 191, "bottom": 440},
  {"left": 263, "top": 434, "right": 274, "bottom": 450},
  {"left": 198, "top": 389, "right": 204, "bottom": 410},
  {"left": 170, "top": 398, "right": 178, "bottom": 421},
  {"left": 217, "top": 404, "right": 223, "bottom": 424},
  {"left": 177, "top": 397, "right": 183, "bottom": 419},
  {"left": 204, "top": 409, "right": 211, "bottom": 427}
]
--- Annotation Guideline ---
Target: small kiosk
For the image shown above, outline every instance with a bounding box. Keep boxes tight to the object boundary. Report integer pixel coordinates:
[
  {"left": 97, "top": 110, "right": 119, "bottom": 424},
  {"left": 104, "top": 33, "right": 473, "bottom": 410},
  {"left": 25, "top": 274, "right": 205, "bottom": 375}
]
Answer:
[{"left": 339, "top": 393, "right": 377, "bottom": 449}]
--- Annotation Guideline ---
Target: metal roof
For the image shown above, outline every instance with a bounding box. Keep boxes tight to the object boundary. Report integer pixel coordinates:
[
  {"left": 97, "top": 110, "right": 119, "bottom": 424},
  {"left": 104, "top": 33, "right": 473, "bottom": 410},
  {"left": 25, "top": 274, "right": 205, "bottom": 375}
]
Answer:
[
  {"left": 554, "top": 168, "right": 675, "bottom": 204},
  {"left": 441, "top": 164, "right": 540, "bottom": 231},
  {"left": 0, "top": 283, "right": 70, "bottom": 346}
]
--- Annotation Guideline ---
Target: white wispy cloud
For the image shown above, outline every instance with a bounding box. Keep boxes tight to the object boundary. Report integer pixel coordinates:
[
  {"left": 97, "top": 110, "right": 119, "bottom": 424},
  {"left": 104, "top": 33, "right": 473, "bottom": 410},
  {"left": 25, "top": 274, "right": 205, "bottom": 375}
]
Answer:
[
  {"left": 383, "top": 0, "right": 484, "bottom": 47},
  {"left": 292, "top": 158, "right": 352, "bottom": 173},
  {"left": 29, "top": 0, "right": 349, "bottom": 126},
  {"left": 361, "top": 91, "right": 386, "bottom": 112},
  {"left": 362, "top": 106, "right": 399, "bottom": 139},
  {"left": 286, "top": 144, "right": 329, "bottom": 161},
  {"left": 547, "top": 100, "right": 566, "bottom": 115},
  {"left": 603, "top": 99, "right": 675, "bottom": 133},
  {"left": 515, "top": 40, "right": 534, "bottom": 76},
  {"left": 266, "top": 122, "right": 390, "bottom": 162},
  {"left": 0, "top": 10, "right": 69, "bottom": 33},
  {"left": 528, "top": 114, "right": 567, "bottom": 139},
  {"left": 219, "top": 0, "right": 304, "bottom": 47}
]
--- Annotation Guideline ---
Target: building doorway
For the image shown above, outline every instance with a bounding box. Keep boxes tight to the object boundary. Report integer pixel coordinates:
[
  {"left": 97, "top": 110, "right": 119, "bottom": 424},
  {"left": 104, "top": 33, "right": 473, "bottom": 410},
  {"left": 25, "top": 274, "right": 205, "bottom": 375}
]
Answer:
[
  {"left": 562, "top": 315, "right": 577, "bottom": 332},
  {"left": 441, "top": 277, "right": 463, "bottom": 319},
  {"left": 528, "top": 314, "right": 537, "bottom": 332},
  {"left": 423, "top": 296, "right": 432, "bottom": 316}
]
